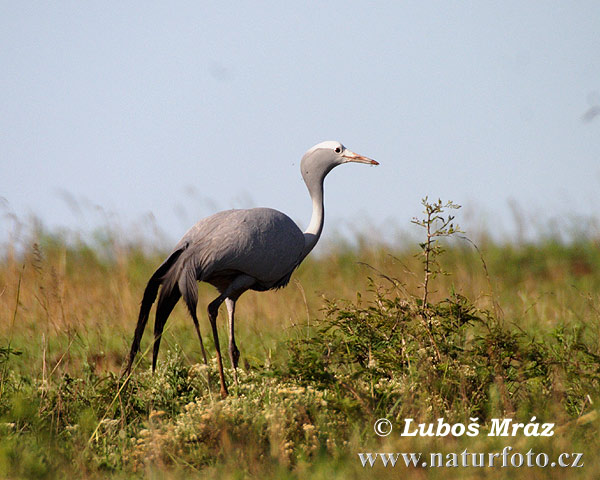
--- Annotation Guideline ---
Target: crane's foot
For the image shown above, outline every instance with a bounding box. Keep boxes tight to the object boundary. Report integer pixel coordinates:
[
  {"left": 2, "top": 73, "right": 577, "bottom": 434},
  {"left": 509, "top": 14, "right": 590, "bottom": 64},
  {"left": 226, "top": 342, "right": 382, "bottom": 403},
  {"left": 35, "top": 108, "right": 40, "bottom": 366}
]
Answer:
[{"left": 220, "top": 384, "right": 229, "bottom": 399}]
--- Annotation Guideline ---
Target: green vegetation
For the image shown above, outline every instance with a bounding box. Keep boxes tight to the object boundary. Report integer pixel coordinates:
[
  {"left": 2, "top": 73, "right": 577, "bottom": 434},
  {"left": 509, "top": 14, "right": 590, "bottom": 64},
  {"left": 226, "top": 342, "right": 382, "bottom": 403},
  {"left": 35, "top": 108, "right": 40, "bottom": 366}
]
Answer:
[{"left": 0, "top": 200, "right": 599, "bottom": 478}]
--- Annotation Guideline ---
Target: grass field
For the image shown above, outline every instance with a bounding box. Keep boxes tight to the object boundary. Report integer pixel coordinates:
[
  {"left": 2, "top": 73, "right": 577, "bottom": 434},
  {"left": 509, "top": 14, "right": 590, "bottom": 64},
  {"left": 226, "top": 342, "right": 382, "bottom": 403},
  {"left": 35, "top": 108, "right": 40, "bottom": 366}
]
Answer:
[{"left": 1, "top": 202, "right": 599, "bottom": 479}]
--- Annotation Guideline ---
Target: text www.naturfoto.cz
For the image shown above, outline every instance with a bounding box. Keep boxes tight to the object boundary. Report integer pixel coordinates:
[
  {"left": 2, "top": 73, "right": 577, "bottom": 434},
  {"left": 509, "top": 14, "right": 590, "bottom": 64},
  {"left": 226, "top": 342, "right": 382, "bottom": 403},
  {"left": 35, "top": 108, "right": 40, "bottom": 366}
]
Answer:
[{"left": 358, "top": 448, "right": 584, "bottom": 469}]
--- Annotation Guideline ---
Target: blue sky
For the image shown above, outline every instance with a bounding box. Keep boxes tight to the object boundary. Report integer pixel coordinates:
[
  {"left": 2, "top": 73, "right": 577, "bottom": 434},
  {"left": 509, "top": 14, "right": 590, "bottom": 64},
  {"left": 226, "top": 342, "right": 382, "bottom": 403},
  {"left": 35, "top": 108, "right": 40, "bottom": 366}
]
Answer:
[{"left": 2, "top": 2, "right": 599, "bottom": 250}]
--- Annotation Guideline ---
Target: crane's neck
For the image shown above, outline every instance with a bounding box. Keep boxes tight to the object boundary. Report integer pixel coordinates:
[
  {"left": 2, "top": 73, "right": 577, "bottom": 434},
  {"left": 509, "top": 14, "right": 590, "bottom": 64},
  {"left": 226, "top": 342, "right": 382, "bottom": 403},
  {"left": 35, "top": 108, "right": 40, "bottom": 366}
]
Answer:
[{"left": 301, "top": 177, "right": 324, "bottom": 259}]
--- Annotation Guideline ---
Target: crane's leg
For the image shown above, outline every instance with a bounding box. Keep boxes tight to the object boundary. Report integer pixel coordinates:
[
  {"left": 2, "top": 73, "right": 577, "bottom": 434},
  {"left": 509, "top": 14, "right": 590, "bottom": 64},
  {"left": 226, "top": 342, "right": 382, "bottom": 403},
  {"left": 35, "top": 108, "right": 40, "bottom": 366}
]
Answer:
[
  {"left": 207, "top": 275, "right": 254, "bottom": 398},
  {"left": 207, "top": 297, "right": 228, "bottom": 398},
  {"left": 225, "top": 298, "right": 240, "bottom": 385},
  {"left": 153, "top": 287, "right": 181, "bottom": 372}
]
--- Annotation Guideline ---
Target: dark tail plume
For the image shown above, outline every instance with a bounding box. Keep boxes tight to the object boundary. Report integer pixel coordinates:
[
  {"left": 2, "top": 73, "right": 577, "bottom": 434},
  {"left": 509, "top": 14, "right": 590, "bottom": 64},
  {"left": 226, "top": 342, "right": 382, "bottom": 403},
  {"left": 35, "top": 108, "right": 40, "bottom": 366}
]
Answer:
[
  {"left": 121, "top": 248, "right": 185, "bottom": 377},
  {"left": 152, "top": 284, "right": 182, "bottom": 371}
]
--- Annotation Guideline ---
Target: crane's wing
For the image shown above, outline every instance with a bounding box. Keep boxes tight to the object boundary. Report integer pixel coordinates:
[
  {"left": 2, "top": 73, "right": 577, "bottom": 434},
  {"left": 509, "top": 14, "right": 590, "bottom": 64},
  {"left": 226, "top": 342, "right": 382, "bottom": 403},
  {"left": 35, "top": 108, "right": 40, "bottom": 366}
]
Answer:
[{"left": 173, "top": 207, "right": 306, "bottom": 288}]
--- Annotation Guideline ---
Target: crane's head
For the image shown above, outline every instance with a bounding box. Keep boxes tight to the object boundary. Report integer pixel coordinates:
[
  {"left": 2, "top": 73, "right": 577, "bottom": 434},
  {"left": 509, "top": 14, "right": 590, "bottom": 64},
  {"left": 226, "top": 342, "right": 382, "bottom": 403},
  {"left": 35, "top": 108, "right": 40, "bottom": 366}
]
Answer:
[{"left": 300, "top": 141, "right": 378, "bottom": 189}]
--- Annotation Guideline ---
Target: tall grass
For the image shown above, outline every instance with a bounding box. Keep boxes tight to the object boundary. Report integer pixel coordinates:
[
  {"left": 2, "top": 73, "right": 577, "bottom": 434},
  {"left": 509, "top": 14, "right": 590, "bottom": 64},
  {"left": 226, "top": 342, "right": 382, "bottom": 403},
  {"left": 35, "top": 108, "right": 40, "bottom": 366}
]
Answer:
[{"left": 0, "top": 202, "right": 599, "bottom": 478}]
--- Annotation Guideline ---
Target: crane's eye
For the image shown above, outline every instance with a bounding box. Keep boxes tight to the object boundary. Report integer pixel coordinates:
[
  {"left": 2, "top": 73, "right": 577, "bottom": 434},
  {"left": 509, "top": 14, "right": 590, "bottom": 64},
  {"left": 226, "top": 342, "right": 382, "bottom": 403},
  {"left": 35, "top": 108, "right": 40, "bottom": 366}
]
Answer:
[{"left": 334, "top": 146, "right": 342, "bottom": 154}]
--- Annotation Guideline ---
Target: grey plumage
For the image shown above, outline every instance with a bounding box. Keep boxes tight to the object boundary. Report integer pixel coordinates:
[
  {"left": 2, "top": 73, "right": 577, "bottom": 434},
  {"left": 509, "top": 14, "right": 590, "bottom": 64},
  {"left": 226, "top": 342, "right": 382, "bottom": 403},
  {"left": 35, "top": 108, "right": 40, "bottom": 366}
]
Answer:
[
  {"left": 122, "top": 140, "right": 378, "bottom": 397},
  {"left": 173, "top": 208, "right": 305, "bottom": 291}
]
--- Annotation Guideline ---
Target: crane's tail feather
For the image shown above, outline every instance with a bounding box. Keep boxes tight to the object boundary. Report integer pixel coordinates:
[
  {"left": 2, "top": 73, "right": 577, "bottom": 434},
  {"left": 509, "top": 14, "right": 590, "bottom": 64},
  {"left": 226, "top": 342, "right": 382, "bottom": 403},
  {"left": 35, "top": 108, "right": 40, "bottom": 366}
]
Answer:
[
  {"left": 121, "top": 247, "right": 185, "bottom": 377},
  {"left": 178, "top": 265, "right": 209, "bottom": 363},
  {"left": 179, "top": 263, "right": 199, "bottom": 311},
  {"left": 152, "top": 283, "right": 181, "bottom": 371}
]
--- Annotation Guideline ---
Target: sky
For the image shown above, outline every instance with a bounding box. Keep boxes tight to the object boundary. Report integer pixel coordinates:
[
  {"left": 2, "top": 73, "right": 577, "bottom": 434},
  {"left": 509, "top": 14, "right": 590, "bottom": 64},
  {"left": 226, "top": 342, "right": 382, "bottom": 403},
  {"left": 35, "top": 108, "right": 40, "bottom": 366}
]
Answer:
[{"left": 1, "top": 2, "right": 599, "bottom": 251}]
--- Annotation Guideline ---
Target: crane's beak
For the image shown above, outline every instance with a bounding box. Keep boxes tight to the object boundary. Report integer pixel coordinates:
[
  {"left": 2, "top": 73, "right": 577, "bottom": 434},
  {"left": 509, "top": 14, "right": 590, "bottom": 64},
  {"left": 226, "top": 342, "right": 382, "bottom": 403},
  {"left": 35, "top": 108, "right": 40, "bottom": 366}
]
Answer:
[{"left": 342, "top": 149, "right": 379, "bottom": 165}]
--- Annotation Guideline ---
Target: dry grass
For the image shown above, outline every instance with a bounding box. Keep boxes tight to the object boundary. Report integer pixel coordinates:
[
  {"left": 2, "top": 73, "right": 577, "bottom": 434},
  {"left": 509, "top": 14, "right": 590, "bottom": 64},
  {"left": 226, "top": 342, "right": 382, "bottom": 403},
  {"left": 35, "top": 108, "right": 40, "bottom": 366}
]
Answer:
[{"left": 0, "top": 217, "right": 599, "bottom": 478}]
